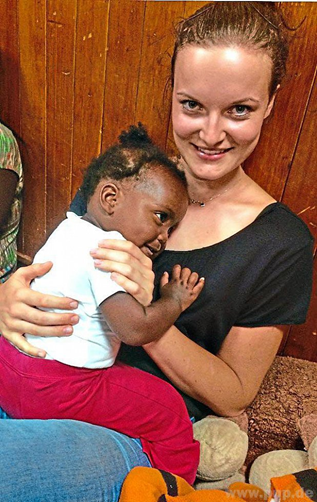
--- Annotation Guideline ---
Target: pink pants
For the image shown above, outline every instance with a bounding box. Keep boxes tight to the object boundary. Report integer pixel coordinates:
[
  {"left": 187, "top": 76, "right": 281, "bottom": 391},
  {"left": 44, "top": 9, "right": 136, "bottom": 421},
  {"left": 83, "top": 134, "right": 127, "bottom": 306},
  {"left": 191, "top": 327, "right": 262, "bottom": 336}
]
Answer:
[{"left": 0, "top": 337, "right": 199, "bottom": 484}]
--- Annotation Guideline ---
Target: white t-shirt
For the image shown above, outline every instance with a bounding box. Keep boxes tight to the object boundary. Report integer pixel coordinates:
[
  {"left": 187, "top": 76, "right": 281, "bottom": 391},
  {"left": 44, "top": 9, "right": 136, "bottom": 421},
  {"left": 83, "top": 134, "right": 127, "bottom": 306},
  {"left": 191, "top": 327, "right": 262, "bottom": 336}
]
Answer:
[{"left": 26, "top": 212, "right": 125, "bottom": 368}]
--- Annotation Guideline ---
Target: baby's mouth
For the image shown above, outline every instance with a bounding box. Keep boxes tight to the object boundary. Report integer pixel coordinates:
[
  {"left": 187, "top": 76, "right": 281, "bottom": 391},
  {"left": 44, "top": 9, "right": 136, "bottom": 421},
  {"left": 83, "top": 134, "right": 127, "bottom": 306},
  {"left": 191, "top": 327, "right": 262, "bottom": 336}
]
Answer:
[{"left": 142, "top": 244, "right": 162, "bottom": 260}]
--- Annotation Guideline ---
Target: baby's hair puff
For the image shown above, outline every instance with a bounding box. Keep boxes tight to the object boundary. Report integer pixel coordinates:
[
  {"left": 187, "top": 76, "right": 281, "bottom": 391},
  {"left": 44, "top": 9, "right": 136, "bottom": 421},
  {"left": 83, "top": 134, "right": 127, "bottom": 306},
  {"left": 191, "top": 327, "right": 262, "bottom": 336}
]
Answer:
[{"left": 81, "top": 123, "right": 186, "bottom": 203}]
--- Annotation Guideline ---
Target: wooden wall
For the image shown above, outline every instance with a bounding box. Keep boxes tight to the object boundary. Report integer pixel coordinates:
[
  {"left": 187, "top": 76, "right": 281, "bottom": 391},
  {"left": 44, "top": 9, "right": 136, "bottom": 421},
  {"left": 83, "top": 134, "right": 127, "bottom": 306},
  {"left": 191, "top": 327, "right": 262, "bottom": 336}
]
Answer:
[{"left": 0, "top": 1, "right": 316, "bottom": 361}]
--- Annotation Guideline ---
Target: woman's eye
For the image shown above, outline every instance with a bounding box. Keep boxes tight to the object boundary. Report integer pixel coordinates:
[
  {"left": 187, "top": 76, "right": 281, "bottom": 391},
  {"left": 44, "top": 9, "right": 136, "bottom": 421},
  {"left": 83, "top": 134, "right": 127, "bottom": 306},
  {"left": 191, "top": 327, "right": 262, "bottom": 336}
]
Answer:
[
  {"left": 155, "top": 212, "right": 168, "bottom": 223},
  {"left": 230, "top": 105, "right": 251, "bottom": 118},
  {"left": 181, "top": 100, "right": 200, "bottom": 112}
]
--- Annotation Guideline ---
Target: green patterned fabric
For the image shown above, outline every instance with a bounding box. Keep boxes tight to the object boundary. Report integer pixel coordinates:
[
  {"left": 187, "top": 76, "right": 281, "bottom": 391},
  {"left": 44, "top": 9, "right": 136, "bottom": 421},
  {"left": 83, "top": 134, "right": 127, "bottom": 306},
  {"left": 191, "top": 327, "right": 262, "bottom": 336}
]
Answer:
[{"left": 0, "top": 123, "right": 23, "bottom": 282}]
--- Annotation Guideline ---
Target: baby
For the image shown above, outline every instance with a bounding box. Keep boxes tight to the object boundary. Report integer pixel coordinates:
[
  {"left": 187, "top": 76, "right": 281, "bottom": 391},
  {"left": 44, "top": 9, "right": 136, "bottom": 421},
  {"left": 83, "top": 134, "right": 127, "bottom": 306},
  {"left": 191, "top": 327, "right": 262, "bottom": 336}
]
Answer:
[{"left": 0, "top": 124, "right": 204, "bottom": 484}]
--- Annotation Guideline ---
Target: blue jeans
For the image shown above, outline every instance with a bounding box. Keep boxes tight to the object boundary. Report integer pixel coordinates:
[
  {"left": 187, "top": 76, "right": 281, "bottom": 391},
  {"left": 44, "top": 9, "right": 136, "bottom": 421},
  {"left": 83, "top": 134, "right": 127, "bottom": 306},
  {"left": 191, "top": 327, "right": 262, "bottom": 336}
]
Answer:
[{"left": 0, "top": 409, "right": 151, "bottom": 502}]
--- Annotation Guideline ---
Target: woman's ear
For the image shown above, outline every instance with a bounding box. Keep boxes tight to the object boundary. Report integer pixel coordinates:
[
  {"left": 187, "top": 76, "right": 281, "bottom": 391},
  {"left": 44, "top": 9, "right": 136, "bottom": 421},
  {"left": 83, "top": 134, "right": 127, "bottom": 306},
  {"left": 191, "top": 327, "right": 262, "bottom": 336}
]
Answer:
[
  {"left": 99, "top": 182, "right": 120, "bottom": 215},
  {"left": 264, "top": 85, "right": 280, "bottom": 119}
]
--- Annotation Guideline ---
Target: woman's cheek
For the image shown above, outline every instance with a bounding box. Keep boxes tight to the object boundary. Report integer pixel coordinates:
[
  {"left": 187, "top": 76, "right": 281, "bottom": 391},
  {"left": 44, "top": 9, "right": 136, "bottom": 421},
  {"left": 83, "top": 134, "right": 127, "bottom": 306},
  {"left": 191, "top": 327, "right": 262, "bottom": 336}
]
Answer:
[
  {"left": 229, "top": 119, "right": 263, "bottom": 145},
  {"left": 174, "top": 114, "right": 202, "bottom": 140}
]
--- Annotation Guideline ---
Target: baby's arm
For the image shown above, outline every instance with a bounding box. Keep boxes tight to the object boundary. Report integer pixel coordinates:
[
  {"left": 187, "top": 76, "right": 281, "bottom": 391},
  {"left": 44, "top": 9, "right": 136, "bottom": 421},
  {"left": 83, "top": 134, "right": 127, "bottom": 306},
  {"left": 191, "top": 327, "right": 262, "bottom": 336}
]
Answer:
[{"left": 101, "top": 264, "right": 204, "bottom": 346}]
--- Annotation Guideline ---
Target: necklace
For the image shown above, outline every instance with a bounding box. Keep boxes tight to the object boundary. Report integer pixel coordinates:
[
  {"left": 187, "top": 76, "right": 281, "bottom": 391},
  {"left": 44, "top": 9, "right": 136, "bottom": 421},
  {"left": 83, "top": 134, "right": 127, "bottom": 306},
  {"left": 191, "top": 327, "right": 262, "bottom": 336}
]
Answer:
[{"left": 189, "top": 179, "right": 241, "bottom": 207}]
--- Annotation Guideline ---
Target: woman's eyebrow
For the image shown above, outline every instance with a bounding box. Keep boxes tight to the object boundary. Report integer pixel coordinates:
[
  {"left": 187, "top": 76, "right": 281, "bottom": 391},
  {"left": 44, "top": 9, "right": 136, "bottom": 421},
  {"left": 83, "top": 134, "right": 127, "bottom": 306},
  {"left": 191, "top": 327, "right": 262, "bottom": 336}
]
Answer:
[
  {"left": 176, "top": 92, "right": 197, "bottom": 99},
  {"left": 230, "top": 97, "right": 260, "bottom": 104}
]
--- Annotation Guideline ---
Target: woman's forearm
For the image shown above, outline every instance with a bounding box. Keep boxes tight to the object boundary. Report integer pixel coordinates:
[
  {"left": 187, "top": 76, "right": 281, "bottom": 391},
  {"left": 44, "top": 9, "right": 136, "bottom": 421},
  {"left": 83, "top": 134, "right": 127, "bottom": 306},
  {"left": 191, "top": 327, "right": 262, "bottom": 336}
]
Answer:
[
  {"left": 143, "top": 324, "right": 284, "bottom": 417},
  {"left": 144, "top": 327, "right": 244, "bottom": 416}
]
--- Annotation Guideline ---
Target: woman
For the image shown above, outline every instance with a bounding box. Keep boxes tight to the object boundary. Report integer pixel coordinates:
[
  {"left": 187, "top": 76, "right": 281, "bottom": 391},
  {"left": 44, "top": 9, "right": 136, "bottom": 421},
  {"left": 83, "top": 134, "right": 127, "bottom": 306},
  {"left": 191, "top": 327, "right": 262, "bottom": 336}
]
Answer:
[{"left": 0, "top": 3, "right": 313, "bottom": 501}]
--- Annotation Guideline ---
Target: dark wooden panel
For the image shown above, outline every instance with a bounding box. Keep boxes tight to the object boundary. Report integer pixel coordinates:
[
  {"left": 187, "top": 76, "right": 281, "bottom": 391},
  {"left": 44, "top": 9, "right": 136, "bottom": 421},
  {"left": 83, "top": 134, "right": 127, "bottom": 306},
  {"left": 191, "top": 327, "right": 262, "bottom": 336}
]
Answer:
[
  {"left": 101, "top": 0, "right": 146, "bottom": 150},
  {"left": 71, "top": 0, "right": 110, "bottom": 198},
  {"left": 134, "top": 1, "right": 185, "bottom": 149},
  {"left": 282, "top": 72, "right": 317, "bottom": 243},
  {"left": 281, "top": 72, "right": 317, "bottom": 362},
  {"left": 0, "top": 0, "right": 20, "bottom": 134},
  {"left": 18, "top": 0, "right": 47, "bottom": 256},
  {"left": 46, "top": 0, "right": 77, "bottom": 235}
]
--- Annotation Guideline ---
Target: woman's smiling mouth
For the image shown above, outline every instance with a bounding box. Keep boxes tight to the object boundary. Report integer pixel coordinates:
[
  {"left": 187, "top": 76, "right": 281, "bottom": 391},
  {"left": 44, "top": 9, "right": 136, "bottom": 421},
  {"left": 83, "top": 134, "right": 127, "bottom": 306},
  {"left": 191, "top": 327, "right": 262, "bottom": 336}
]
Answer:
[{"left": 194, "top": 144, "right": 233, "bottom": 159}]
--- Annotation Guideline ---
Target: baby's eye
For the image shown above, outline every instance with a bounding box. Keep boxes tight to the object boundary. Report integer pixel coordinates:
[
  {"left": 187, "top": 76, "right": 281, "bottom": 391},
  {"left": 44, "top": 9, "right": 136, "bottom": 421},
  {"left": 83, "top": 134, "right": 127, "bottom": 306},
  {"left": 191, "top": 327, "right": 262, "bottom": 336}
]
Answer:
[
  {"left": 155, "top": 212, "right": 168, "bottom": 223},
  {"left": 181, "top": 100, "right": 201, "bottom": 112}
]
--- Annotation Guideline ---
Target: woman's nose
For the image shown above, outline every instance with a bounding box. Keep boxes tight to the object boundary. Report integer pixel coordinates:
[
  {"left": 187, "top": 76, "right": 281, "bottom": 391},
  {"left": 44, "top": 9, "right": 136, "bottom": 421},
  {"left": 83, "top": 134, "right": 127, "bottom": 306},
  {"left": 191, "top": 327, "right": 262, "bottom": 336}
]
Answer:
[{"left": 199, "top": 115, "right": 226, "bottom": 145}]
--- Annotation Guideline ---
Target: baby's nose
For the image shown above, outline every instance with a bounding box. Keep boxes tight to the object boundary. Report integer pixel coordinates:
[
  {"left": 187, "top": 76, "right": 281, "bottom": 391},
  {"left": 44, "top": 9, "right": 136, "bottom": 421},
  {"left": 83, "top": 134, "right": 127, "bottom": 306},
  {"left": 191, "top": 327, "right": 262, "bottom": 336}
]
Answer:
[{"left": 158, "top": 227, "right": 169, "bottom": 244}]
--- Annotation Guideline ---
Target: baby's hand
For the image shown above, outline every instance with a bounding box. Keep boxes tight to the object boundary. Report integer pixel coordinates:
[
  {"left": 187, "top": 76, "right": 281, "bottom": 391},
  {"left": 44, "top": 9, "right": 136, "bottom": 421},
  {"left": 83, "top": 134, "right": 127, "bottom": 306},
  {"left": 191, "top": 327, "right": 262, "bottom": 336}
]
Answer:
[{"left": 160, "top": 264, "right": 205, "bottom": 311}]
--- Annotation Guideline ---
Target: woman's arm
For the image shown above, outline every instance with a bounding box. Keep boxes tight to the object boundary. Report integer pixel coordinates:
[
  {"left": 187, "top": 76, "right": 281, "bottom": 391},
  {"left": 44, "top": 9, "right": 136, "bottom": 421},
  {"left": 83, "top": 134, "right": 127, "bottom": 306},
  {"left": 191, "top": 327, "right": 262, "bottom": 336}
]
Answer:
[
  {"left": 0, "top": 262, "right": 80, "bottom": 356},
  {"left": 0, "top": 240, "right": 154, "bottom": 356},
  {"left": 144, "top": 324, "right": 285, "bottom": 417},
  {"left": 90, "top": 239, "right": 155, "bottom": 306}
]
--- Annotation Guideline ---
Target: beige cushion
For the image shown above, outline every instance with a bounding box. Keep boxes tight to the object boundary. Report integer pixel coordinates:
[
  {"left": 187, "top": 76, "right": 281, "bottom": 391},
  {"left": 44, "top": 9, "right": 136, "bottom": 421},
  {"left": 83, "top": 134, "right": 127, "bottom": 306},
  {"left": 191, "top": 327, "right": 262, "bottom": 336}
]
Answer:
[{"left": 193, "top": 417, "right": 248, "bottom": 481}]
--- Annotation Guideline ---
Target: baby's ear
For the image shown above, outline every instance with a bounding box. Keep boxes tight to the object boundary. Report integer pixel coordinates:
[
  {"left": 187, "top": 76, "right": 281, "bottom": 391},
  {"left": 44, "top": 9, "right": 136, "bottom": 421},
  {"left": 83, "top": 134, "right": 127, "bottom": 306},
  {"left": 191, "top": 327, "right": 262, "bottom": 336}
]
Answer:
[{"left": 99, "top": 182, "right": 120, "bottom": 214}]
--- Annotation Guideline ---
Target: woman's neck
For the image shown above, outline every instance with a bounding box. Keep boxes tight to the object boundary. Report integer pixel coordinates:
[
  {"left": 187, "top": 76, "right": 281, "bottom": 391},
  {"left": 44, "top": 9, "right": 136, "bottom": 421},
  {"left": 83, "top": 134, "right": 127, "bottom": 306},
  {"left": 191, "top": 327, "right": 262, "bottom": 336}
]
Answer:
[
  {"left": 185, "top": 166, "right": 246, "bottom": 207},
  {"left": 166, "top": 171, "right": 276, "bottom": 251}
]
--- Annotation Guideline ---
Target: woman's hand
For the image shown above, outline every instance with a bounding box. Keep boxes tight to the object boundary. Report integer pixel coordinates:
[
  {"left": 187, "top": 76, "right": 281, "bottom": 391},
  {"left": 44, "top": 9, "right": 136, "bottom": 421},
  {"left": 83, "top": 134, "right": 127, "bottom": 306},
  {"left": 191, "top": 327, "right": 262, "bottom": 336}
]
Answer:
[
  {"left": 0, "top": 262, "right": 79, "bottom": 357},
  {"left": 90, "top": 239, "right": 154, "bottom": 306}
]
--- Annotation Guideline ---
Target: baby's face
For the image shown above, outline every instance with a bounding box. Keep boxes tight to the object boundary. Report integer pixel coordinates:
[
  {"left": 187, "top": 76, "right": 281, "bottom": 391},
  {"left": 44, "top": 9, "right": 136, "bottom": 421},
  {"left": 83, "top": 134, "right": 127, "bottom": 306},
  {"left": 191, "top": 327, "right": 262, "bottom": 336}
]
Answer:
[{"left": 113, "top": 167, "right": 188, "bottom": 259}]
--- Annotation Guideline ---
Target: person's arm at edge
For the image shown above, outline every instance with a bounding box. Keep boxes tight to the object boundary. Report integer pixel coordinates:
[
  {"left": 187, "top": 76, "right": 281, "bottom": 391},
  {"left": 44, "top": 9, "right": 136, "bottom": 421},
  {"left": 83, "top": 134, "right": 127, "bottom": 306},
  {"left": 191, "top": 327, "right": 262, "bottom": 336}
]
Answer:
[
  {"left": 0, "top": 169, "right": 18, "bottom": 230},
  {"left": 143, "top": 324, "right": 285, "bottom": 417}
]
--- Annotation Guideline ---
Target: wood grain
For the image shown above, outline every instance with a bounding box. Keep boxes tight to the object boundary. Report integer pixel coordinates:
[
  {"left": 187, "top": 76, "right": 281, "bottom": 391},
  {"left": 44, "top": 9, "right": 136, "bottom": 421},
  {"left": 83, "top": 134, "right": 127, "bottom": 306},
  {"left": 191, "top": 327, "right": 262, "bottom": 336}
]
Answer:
[
  {"left": 72, "top": 0, "right": 110, "bottom": 198},
  {"left": 102, "top": 0, "right": 145, "bottom": 149},
  {"left": 18, "top": 0, "right": 47, "bottom": 255},
  {"left": 46, "top": 1, "right": 77, "bottom": 236}
]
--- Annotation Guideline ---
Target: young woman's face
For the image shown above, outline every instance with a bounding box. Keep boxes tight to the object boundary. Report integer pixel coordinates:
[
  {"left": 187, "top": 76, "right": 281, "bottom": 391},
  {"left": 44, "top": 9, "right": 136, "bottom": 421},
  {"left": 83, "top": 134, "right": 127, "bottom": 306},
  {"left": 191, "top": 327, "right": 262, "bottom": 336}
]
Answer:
[{"left": 172, "top": 45, "right": 276, "bottom": 183}]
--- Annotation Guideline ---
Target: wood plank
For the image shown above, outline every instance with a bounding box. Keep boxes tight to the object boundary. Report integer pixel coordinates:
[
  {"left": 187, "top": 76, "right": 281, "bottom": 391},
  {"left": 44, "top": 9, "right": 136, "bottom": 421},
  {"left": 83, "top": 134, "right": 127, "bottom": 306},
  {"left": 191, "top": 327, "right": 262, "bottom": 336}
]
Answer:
[
  {"left": 46, "top": 0, "right": 77, "bottom": 234},
  {"left": 18, "top": 0, "right": 47, "bottom": 257},
  {"left": 134, "top": 1, "right": 186, "bottom": 149},
  {"left": 281, "top": 71, "right": 317, "bottom": 363},
  {"left": 282, "top": 71, "right": 317, "bottom": 243},
  {"left": 0, "top": 0, "right": 20, "bottom": 134},
  {"left": 244, "top": 2, "right": 317, "bottom": 200},
  {"left": 71, "top": 0, "right": 110, "bottom": 198},
  {"left": 101, "top": 0, "right": 146, "bottom": 150}
]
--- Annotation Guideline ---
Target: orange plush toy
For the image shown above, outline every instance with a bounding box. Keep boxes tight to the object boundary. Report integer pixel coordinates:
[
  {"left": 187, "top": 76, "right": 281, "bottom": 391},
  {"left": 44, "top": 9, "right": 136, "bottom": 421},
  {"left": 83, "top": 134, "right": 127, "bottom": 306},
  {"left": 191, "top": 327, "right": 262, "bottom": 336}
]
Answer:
[
  {"left": 270, "top": 468, "right": 317, "bottom": 502},
  {"left": 119, "top": 467, "right": 317, "bottom": 502},
  {"left": 119, "top": 467, "right": 246, "bottom": 502}
]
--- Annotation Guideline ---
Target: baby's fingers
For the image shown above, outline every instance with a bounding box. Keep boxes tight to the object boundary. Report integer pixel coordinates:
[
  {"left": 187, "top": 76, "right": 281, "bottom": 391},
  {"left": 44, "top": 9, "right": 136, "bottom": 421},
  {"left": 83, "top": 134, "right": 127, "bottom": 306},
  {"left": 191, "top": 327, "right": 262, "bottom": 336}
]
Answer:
[
  {"left": 192, "top": 277, "right": 205, "bottom": 296},
  {"left": 180, "top": 267, "right": 192, "bottom": 283},
  {"left": 171, "top": 264, "right": 182, "bottom": 280},
  {"left": 160, "top": 271, "right": 169, "bottom": 288},
  {"left": 187, "top": 271, "right": 199, "bottom": 287}
]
